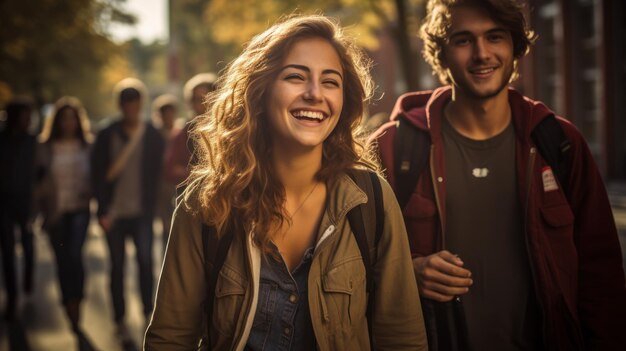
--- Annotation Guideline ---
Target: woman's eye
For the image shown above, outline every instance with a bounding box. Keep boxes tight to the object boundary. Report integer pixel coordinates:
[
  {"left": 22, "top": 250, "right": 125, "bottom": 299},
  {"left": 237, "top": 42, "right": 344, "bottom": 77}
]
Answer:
[
  {"left": 323, "top": 79, "right": 340, "bottom": 87},
  {"left": 285, "top": 74, "right": 305, "bottom": 81}
]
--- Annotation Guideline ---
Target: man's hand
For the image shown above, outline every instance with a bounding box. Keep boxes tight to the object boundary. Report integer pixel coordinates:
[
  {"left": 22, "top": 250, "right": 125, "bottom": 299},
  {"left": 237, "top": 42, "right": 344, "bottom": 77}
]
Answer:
[
  {"left": 98, "top": 215, "right": 112, "bottom": 232},
  {"left": 413, "top": 250, "right": 473, "bottom": 302}
]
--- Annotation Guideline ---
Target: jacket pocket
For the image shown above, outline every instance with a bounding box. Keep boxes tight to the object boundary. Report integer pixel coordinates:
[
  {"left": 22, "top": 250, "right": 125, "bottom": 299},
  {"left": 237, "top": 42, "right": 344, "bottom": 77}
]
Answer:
[
  {"left": 321, "top": 257, "right": 366, "bottom": 333},
  {"left": 213, "top": 264, "right": 248, "bottom": 336},
  {"left": 540, "top": 203, "right": 574, "bottom": 228},
  {"left": 540, "top": 203, "right": 578, "bottom": 296}
]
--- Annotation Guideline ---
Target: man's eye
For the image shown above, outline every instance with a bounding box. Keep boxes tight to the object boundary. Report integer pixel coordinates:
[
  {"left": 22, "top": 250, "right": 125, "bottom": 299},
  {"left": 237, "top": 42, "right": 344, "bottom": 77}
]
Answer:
[
  {"left": 453, "top": 38, "right": 471, "bottom": 46},
  {"left": 487, "top": 34, "right": 505, "bottom": 42}
]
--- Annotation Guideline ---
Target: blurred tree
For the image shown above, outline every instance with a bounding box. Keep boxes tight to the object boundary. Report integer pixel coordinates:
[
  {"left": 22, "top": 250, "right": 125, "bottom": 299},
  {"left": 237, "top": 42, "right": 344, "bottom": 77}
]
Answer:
[
  {"left": 126, "top": 38, "right": 168, "bottom": 92},
  {"left": 0, "top": 0, "right": 136, "bottom": 120},
  {"left": 169, "top": 0, "right": 239, "bottom": 84},
  {"left": 202, "top": 0, "right": 426, "bottom": 91}
]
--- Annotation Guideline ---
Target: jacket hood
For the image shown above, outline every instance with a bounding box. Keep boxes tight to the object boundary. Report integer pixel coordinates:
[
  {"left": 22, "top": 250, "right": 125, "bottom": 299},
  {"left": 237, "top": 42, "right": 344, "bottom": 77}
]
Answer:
[{"left": 390, "top": 86, "right": 558, "bottom": 144}]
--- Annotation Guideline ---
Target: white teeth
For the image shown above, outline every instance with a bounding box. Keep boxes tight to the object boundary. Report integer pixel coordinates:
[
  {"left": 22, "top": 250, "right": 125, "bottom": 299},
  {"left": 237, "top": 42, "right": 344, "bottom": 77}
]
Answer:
[
  {"left": 292, "top": 110, "right": 324, "bottom": 120},
  {"left": 473, "top": 68, "right": 495, "bottom": 74}
]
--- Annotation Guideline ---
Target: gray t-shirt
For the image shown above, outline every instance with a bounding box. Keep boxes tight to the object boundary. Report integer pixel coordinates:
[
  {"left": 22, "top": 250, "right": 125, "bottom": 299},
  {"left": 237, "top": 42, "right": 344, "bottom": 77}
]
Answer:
[
  {"left": 109, "top": 129, "right": 143, "bottom": 220},
  {"left": 442, "top": 115, "right": 542, "bottom": 350}
]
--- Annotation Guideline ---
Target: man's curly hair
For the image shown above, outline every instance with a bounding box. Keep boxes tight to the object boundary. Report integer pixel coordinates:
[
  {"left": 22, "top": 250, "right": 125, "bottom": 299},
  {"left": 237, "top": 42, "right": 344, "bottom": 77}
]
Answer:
[{"left": 420, "top": 0, "right": 537, "bottom": 84}]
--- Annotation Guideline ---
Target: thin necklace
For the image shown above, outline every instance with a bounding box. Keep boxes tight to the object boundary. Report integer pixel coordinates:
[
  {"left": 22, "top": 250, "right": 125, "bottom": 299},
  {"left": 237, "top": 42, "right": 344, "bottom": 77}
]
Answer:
[{"left": 288, "top": 182, "right": 319, "bottom": 220}]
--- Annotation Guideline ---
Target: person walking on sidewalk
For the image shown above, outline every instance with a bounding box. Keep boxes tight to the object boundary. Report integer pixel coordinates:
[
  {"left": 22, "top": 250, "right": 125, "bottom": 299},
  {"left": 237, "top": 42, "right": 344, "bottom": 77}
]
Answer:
[
  {"left": 91, "top": 78, "right": 165, "bottom": 343},
  {"left": 0, "top": 97, "right": 37, "bottom": 321},
  {"left": 164, "top": 73, "right": 216, "bottom": 187},
  {"left": 35, "top": 96, "right": 95, "bottom": 349},
  {"left": 152, "top": 94, "right": 180, "bottom": 252}
]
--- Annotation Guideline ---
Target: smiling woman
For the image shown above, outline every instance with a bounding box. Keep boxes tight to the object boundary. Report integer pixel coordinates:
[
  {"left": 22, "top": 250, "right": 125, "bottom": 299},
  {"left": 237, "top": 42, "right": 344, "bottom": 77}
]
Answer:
[
  {"left": 267, "top": 37, "right": 344, "bottom": 153},
  {"left": 145, "top": 14, "right": 427, "bottom": 351}
]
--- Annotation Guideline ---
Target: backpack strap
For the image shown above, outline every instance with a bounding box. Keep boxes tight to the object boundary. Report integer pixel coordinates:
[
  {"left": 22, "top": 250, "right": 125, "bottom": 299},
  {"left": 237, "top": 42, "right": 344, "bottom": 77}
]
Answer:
[
  {"left": 202, "top": 222, "right": 235, "bottom": 348},
  {"left": 347, "top": 170, "right": 384, "bottom": 348},
  {"left": 394, "top": 116, "right": 431, "bottom": 209},
  {"left": 531, "top": 115, "right": 572, "bottom": 192}
]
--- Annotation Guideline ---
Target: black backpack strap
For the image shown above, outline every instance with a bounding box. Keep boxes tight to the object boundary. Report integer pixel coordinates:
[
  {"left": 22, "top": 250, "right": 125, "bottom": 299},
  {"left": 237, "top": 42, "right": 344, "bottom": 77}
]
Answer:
[
  {"left": 202, "top": 222, "right": 235, "bottom": 348},
  {"left": 347, "top": 170, "right": 384, "bottom": 348},
  {"left": 394, "top": 116, "right": 431, "bottom": 209},
  {"left": 531, "top": 115, "right": 572, "bottom": 191}
]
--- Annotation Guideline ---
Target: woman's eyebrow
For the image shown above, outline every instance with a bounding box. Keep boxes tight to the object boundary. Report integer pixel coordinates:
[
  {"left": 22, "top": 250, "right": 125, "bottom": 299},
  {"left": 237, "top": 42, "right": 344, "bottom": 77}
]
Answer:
[{"left": 281, "top": 64, "right": 343, "bottom": 79}]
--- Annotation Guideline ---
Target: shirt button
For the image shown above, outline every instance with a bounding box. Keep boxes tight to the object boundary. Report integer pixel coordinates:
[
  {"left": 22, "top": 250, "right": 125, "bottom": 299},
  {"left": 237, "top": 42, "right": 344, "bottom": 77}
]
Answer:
[
  {"left": 437, "top": 176, "right": 443, "bottom": 183},
  {"left": 289, "top": 294, "right": 297, "bottom": 303},
  {"left": 284, "top": 327, "right": 291, "bottom": 335}
]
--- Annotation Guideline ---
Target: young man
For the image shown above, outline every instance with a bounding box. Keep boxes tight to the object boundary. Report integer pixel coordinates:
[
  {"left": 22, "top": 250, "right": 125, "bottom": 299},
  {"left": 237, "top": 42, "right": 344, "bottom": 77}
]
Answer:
[
  {"left": 91, "top": 78, "right": 165, "bottom": 342},
  {"left": 164, "top": 72, "right": 216, "bottom": 186},
  {"left": 375, "top": 0, "right": 626, "bottom": 350}
]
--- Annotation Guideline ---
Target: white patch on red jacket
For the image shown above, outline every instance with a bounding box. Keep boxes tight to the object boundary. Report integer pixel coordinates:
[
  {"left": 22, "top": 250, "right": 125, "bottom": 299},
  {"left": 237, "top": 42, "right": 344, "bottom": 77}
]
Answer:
[{"left": 542, "top": 166, "right": 559, "bottom": 192}]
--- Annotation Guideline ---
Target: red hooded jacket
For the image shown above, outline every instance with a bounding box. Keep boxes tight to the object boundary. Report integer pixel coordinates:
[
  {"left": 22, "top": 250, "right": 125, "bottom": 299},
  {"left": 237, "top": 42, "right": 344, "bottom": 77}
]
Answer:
[{"left": 375, "top": 86, "right": 626, "bottom": 350}]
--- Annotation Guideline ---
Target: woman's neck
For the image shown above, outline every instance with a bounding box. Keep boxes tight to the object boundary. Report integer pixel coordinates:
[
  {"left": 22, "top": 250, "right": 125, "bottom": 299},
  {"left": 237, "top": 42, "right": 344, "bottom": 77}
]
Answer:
[{"left": 272, "top": 147, "right": 322, "bottom": 194}]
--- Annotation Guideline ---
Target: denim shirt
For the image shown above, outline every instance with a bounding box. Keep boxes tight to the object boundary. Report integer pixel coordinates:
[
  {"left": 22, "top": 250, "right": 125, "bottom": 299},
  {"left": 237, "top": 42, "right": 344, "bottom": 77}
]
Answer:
[{"left": 245, "top": 244, "right": 316, "bottom": 351}]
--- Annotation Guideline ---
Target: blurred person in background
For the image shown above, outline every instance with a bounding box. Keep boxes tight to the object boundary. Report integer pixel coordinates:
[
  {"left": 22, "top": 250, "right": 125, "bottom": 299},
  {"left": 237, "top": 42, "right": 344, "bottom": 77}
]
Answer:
[
  {"left": 151, "top": 94, "right": 179, "bottom": 253},
  {"left": 0, "top": 96, "right": 37, "bottom": 322},
  {"left": 91, "top": 78, "right": 165, "bottom": 344},
  {"left": 164, "top": 73, "right": 216, "bottom": 186},
  {"left": 35, "top": 96, "right": 94, "bottom": 348}
]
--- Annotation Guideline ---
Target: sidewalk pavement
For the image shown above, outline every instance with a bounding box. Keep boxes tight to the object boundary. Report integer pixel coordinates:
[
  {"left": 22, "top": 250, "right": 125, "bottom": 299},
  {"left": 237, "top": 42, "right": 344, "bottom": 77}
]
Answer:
[{"left": 0, "top": 220, "right": 168, "bottom": 351}]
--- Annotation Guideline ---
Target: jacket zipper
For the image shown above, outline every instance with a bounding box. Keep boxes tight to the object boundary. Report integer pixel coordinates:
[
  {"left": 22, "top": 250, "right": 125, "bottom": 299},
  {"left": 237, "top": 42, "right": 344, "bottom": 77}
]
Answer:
[
  {"left": 429, "top": 144, "right": 446, "bottom": 249},
  {"left": 523, "top": 147, "right": 549, "bottom": 350}
]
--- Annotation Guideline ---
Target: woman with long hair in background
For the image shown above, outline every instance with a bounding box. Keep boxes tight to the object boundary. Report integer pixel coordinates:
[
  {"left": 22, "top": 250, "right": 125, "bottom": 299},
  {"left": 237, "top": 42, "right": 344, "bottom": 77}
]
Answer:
[{"left": 36, "top": 96, "right": 93, "bottom": 347}]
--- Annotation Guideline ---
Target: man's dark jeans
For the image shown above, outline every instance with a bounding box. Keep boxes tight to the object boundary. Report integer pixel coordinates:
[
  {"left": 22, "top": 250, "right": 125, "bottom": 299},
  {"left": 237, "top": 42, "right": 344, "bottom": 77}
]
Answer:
[{"left": 105, "top": 216, "right": 154, "bottom": 322}]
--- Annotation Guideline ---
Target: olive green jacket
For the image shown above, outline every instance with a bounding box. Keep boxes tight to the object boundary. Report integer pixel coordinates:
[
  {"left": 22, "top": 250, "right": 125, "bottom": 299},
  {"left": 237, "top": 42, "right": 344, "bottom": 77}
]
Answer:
[{"left": 144, "top": 173, "right": 427, "bottom": 351}]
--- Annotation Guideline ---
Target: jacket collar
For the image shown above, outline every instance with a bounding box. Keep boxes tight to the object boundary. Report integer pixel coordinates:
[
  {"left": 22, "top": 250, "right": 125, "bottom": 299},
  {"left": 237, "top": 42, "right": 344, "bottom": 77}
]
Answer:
[
  {"left": 312, "top": 171, "right": 368, "bottom": 252},
  {"left": 391, "top": 86, "right": 557, "bottom": 143},
  {"left": 325, "top": 172, "right": 368, "bottom": 226}
]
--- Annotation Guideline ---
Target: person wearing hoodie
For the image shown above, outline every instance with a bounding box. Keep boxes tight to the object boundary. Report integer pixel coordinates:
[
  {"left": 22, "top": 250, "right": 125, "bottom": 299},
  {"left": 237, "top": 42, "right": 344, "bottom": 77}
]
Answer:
[{"left": 374, "top": 0, "right": 626, "bottom": 350}]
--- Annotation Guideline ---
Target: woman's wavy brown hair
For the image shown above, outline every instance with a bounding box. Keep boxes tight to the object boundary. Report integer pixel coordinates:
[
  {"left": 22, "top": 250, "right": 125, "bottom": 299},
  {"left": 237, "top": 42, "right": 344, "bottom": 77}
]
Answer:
[
  {"left": 420, "top": 0, "right": 537, "bottom": 84},
  {"left": 183, "top": 14, "right": 377, "bottom": 250}
]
